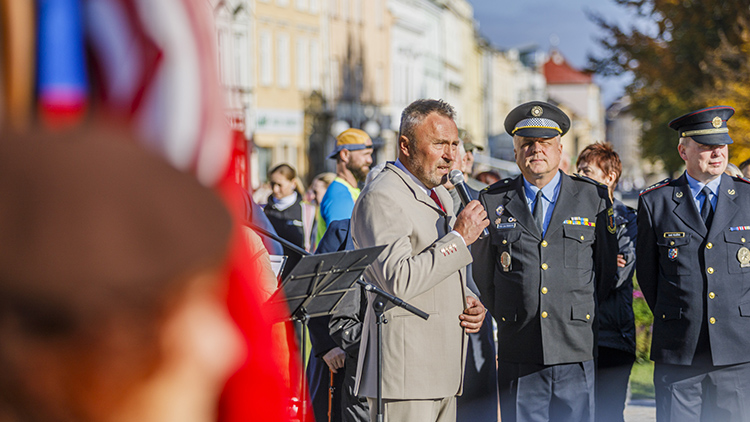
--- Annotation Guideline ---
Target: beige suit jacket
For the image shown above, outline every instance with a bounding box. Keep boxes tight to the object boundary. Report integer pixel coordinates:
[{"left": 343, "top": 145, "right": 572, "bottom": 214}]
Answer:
[{"left": 351, "top": 163, "right": 472, "bottom": 400}]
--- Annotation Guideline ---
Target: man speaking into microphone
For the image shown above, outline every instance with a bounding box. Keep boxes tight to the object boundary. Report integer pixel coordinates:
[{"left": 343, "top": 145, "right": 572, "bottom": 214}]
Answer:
[{"left": 351, "top": 99, "right": 488, "bottom": 422}]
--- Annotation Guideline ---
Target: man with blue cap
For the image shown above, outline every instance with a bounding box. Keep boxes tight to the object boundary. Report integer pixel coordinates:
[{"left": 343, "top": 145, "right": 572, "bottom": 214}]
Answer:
[
  {"left": 473, "top": 101, "right": 618, "bottom": 422},
  {"left": 637, "top": 106, "right": 750, "bottom": 422}
]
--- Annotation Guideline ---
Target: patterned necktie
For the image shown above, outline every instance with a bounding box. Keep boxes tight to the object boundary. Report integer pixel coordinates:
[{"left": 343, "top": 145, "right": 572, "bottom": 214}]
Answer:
[
  {"left": 533, "top": 190, "right": 544, "bottom": 232},
  {"left": 429, "top": 189, "right": 445, "bottom": 212},
  {"left": 700, "top": 186, "right": 714, "bottom": 228}
]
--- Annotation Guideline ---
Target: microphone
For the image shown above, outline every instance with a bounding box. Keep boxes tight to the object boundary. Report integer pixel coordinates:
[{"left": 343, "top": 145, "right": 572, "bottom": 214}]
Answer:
[{"left": 449, "top": 169, "right": 489, "bottom": 238}]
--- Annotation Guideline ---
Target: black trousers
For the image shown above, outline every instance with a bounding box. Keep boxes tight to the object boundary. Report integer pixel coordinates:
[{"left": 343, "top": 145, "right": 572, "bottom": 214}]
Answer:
[
  {"left": 595, "top": 347, "right": 635, "bottom": 422},
  {"left": 654, "top": 360, "right": 750, "bottom": 422},
  {"left": 498, "top": 360, "right": 595, "bottom": 422}
]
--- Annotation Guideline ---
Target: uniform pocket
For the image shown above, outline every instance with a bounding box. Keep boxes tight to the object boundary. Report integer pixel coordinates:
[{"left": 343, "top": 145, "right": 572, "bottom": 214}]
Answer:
[
  {"left": 656, "top": 235, "right": 691, "bottom": 276},
  {"left": 725, "top": 231, "right": 750, "bottom": 274},
  {"left": 563, "top": 225, "right": 595, "bottom": 269},
  {"left": 571, "top": 301, "right": 594, "bottom": 323}
]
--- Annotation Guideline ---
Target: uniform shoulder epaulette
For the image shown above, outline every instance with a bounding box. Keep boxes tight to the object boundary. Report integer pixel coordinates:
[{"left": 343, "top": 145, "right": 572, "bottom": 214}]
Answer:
[
  {"left": 570, "top": 173, "right": 608, "bottom": 189},
  {"left": 733, "top": 176, "right": 750, "bottom": 185},
  {"left": 482, "top": 177, "right": 514, "bottom": 194},
  {"left": 639, "top": 178, "right": 671, "bottom": 196}
]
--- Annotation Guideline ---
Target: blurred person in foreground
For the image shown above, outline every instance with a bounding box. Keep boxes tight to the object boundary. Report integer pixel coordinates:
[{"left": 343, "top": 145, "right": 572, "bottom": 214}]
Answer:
[
  {"left": 473, "top": 101, "right": 618, "bottom": 422},
  {"left": 0, "top": 127, "right": 243, "bottom": 422},
  {"left": 637, "top": 106, "right": 750, "bottom": 422},
  {"left": 352, "top": 99, "right": 488, "bottom": 422},
  {"left": 576, "top": 142, "right": 637, "bottom": 422}
]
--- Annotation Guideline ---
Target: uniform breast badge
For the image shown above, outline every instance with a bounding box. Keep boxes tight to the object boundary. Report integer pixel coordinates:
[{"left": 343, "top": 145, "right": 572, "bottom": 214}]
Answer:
[
  {"left": 496, "top": 205, "right": 504, "bottom": 216},
  {"left": 668, "top": 248, "right": 678, "bottom": 261},
  {"left": 501, "top": 251, "right": 511, "bottom": 272},
  {"left": 738, "top": 247, "right": 750, "bottom": 268}
]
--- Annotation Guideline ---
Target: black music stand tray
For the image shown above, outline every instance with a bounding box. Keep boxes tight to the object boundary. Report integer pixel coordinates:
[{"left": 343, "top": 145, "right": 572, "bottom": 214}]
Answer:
[{"left": 265, "top": 245, "right": 386, "bottom": 422}]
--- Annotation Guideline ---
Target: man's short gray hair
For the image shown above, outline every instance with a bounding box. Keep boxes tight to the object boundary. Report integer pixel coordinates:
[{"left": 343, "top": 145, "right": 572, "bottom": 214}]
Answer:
[{"left": 399, "top": 99, "right": 456, "bottom": 148}]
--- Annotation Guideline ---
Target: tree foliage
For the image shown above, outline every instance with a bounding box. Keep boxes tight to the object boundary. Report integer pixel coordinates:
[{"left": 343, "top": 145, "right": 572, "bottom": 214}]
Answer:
[{"left": 588, "top": 0, "right": 750, "bottom": 175}]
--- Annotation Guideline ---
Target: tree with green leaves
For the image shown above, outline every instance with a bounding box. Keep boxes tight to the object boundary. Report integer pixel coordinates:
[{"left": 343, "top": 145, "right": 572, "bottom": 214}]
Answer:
[{"left": 588, "top": 0, "right": 750, "bottom": 175}]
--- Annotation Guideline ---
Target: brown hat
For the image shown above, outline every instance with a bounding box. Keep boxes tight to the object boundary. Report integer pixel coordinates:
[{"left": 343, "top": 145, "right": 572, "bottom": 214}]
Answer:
[{"left": 0, "top": 127, "right": 232, "bottom": 334}]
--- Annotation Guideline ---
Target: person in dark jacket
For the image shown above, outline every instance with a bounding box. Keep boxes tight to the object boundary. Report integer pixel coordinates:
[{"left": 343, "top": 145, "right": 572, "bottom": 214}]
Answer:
[
  {"left": 576, "top": 142, "right": 636, "bottom": 422},
  {"left": 637, "top": 106, "right": 750, "bottom": 422},
  {"left": 264, "top": 163, "right": 316, "bottom": 279}
]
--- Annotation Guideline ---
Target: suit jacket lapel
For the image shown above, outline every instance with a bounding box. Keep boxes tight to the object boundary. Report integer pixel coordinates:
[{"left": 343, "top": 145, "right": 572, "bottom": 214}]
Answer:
[
  {"left": 503, "top": 176, "right": 541, "bottom": 240},
  {"left": 672, "top": 173, "right": 707, "bottom": 237},
  {"left": 708, "top": 174, "right": 739, "bottom": 239}
]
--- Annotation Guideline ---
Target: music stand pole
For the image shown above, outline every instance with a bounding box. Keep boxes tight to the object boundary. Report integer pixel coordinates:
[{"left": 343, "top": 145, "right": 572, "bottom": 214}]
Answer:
[{"left": 359, "top": 280, "right": 428, "bottom": 422}]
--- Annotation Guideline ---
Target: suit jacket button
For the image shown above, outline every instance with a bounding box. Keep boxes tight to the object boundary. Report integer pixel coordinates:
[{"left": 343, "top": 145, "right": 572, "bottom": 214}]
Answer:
[
  {"left": 541, "top": 263, "right": 548, "bottom": 270},
  {"left": 710, "top": 317, "right": 716, "bottom": 324},
  {"left": 709, "top": 292, "right": 716, "bottom": 299},
  {"left": 707, "top": 267, "right": 714, "bottom": 274},
  {"left": 541, "top": 311, "right": 548, "bottom": 318},
  {"left": 706, "top": 242, "right": 713, "bottom": 249},
  {"left": 541, "top": 240, "right": 548, "bottom": 247},
  {"left": 541, "top": 287, "right": 548, "bottom": 294},
  {"left": 586, "top": 314, "right": 591, "bottom": 320}
]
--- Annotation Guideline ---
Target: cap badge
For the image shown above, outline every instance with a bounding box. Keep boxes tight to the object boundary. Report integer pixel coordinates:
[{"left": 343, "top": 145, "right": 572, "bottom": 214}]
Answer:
[
  {"left": 531, "top": 106, "right": 543, "bottom": 117},
  {"left": 712, "top": 116, "right": 723, "bottom": 128}
]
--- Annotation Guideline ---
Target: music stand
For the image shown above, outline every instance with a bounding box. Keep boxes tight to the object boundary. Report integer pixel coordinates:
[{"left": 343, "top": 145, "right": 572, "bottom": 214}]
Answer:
[{"left": 265, "top": 245, "right": 386, "bottom": 422}]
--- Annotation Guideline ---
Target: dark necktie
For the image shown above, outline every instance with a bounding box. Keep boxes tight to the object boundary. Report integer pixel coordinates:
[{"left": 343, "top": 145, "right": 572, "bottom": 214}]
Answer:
[
  {"left": 700, "top": 186, "right": 714, "bottom": 228},
  {"left": 533, "top": 190, "right": 544, "bottom": 232},
  {"left": 429, "top": 189, "right": 445, "bottom": 212}
]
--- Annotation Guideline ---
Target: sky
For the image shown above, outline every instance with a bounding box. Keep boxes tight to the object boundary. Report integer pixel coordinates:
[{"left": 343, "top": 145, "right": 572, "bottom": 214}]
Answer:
[{"left": 468, "top": 0, "right": 637, "bottom": 107}]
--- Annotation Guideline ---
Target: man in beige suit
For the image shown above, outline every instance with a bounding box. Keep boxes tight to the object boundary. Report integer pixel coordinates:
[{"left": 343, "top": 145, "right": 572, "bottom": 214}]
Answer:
[{"left": 351, "top": 99, "right": 489, "bottom": 422}]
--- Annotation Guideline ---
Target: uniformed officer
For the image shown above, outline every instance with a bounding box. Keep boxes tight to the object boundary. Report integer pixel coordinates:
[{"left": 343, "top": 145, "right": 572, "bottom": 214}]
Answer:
[
  {"left": 637, "top": 105, "right": 750, "bottom": 422},
  {"left": 473, "top": 101, "right": 618, "bottom": 422}
]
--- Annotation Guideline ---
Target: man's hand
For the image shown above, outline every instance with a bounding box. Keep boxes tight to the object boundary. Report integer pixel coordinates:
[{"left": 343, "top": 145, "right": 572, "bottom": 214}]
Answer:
[
  {"left": 460, "top": 296, "right": 485, "bottom": 334},
  {"left": 322, "top": 347, "right": 346, "bottom": 373},
  {"left": 453, "top": 200, "right": 489, "bottom": 246},
  {"left": 617, "top": 253, "right": 626, "bottom": 268}
]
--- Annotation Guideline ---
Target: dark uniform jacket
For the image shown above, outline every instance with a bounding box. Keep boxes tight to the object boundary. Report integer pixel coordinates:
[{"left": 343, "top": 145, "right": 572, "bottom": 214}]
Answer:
[
  {"left": 637, "top": 172, "right": 750, "bottom": 366},
  {"left": 473, "top": 171, "right": 618, "bottom": 365},
  {"left": 598, "top": 199, "right": 637, "bottom": 355}
]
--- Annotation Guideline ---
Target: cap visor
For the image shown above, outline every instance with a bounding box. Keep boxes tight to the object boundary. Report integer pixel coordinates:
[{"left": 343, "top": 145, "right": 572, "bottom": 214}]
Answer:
[
  {"left": 513, "top": 127, "right": 560, "bottom": 138},
  {"left": 691, "top": 133, "right": 734, "bottom": 145}
]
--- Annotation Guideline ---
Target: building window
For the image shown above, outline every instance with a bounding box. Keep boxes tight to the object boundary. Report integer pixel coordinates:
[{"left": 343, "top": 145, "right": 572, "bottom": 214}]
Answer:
[
  {"left": 277, "top": 33, "right": 290, "bottom": 88},
  {"left": 310, "top": 39, "right": 321, "bottom": 90},
  {"left": 353, "top": 0, "right": 361, "bottom": 24},
  {"left": 259, "top": 31, "right": 272, "bottom": 86},
  {"left": 341, "top": 0, "right": 349, "bottom": 22},
  {"left": 296, "top": 0, "right": 308, "bottom": 11},
  {"left": 296, "top": 37, "right": 309, "bottom": 91},
  {"left": 310, "top": 0, "right": 318, "bottom": 13},
  {"left": 235, "top": 32, "right": 249, "bottom": 88}
]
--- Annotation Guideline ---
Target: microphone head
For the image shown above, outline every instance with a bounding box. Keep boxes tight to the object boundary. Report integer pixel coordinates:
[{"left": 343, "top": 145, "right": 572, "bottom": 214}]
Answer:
[{"left": 449, "top": 169, "right": 465, "bottom": 185}]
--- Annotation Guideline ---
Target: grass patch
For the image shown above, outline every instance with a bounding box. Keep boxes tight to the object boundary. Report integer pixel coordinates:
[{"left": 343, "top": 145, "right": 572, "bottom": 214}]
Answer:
[{"left": 629, "top": 359, "right": 655, "bottom": 400}]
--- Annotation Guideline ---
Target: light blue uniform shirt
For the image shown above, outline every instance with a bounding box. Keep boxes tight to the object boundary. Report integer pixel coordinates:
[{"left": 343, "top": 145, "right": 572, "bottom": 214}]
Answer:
[
  {"left": 685, "top": 172, "right": 720, "bottom": 215},
  {"left": 523, "top": 170, "right": 562, "bottom": 237}
]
